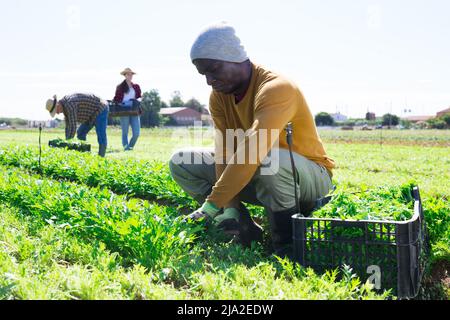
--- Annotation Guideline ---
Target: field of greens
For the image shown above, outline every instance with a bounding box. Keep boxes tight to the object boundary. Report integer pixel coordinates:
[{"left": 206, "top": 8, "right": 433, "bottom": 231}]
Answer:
[{"left": 0, "top": 128, "right": 448, "bottom": 300}]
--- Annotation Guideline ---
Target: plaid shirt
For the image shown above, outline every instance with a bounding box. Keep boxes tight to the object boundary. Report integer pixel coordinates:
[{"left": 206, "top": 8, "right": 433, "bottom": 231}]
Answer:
[
  {"left": 60, "top": 93, "right": 107, "bottom": 139},
  {"left": 113, "top": 83, "right": 141, "bottom": 103}
]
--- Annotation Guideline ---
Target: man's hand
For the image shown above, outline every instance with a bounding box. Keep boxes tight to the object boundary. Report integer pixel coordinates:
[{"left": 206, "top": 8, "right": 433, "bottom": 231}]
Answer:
[
  {"left": 185, "top": 201, "right": 221, "bottom": 222},
  {"left": 213, "top": 207, "right": 240, "bottom": 234},
  {"left": 185, "top": 202, "right": 263, "bottom": 247},
  {"left": 185, "top": 202, "right": 240, "bottom": 232}
]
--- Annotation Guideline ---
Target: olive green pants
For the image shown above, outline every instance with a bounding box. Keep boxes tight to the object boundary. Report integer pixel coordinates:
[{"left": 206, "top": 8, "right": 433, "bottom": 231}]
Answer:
[{"left": 169, "top": 147, "right": 332, "bottom": 213}]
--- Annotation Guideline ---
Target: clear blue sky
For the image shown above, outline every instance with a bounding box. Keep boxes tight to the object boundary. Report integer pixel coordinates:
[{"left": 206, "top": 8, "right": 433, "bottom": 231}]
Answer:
[{"left": 0, "top": 0, "right": 449, "bottom": 120}]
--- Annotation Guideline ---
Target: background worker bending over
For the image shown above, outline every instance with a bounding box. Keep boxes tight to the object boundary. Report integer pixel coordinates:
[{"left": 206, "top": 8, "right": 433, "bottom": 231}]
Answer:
[{"left": 46, "top": 93, "right": 109, "bottom": 157}]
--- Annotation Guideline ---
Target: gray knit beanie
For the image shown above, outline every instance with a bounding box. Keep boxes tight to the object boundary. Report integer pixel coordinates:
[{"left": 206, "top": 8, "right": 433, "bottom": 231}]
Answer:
[{"left": 190, "top": 22, "right": 248, "bottom": 63}]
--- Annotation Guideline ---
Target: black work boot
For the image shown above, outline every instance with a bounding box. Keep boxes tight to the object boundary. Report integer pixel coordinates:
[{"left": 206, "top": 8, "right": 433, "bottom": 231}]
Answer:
[
  {"left": 234, "top": 203, "right": 264, "bottom": 248},
  {"left": 98, "top": 144, "right": 107, "bottom": 157},
  {"left": 267, "top": 206, "right": 299, "bottom": 258}
]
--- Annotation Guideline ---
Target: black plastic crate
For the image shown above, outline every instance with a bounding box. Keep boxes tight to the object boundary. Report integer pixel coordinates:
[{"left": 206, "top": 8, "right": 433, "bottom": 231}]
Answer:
[
  {"left": 108, "top": 101, "right": 141, "bottom": 117},
  {"left": 48, "top": 139, "right": 91, "bottom": 152},
  {"left": 292, "top": 186, "right": 430, "bottom": 299}
]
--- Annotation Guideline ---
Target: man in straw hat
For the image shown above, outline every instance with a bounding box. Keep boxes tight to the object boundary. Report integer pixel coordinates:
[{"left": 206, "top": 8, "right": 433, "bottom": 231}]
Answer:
[
  {"left": 45, "top": 93, "right": 109, "bottom": 157},
  {"left": 169, "top": 22, "right": 335, "bottom": 256}
]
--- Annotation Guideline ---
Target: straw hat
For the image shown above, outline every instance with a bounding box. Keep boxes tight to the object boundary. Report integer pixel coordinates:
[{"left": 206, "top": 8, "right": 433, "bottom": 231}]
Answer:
[
  {"left": 45, "top": 95, "right": 58, "bottom": 118},
  {"left": 120, "top": 67, "right": 136, "bottom": 76}
]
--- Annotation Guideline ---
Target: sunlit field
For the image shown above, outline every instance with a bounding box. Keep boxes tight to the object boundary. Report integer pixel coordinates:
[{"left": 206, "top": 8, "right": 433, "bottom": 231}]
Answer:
[{"left": 0, "top": 127, "right": 448, "bottom": 300}]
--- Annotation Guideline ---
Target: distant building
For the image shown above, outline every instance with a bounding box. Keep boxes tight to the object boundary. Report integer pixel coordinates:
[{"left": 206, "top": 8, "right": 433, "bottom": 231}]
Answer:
[
  {"left": 436, "top": 107, "right": 450, "bottom": 117},
  {"left": 366, "top": 112, "right": 376, "bottom": 121},
  {"left": 159, "top": 107, "right": 203, "bottom": 126},
  {"left": 201, "top": 111, "right": 213, "bottom": 126},
  {"left": 402, "top": 115, "right": 434, "bottom": 123},
  {"left": 330, "top": 112, "right": 348, "bottom": 122},
  {"left": 28, "top": 120, "right": 59, "bottom": 128}
]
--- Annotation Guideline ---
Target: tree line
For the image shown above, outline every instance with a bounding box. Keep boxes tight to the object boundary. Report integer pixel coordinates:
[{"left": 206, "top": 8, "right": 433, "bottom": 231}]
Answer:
[{"left": 314, "top": 112, "right": 450, "bottom": 129}]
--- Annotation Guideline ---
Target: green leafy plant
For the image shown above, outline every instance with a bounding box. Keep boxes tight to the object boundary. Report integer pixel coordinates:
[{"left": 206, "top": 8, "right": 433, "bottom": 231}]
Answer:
[
  {"left": 0, "top": 145, "right": 196, "bottom": 209},
  {"left": 48, "top": 138, "right": 91, "bottom": 152},
  {"left": 313, "top": 182, "right": 416, "bottom": 222},
  {"left": 0, "top": 166, "right": 198, "bottom": 270}
]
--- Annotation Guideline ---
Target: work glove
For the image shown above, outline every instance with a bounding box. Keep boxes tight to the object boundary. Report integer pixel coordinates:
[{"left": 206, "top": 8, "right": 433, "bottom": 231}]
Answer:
[
  {"left": 185, "top": 202, "right": 263, "bottom": 247},
  {"left": 185, "top": 201, "right": 221, "bottom": 222},
  {"left": 215, "top": 205, "right": 264, "bottom": 246},
  {"left": 214, "top": 208, "right": 240, "bottom": 235},
  {"left": 233, "top": 203, "right": 264, "bottom": 247},
  {"left": 185, "top": 202, "right": 240, "bottom": 232}
]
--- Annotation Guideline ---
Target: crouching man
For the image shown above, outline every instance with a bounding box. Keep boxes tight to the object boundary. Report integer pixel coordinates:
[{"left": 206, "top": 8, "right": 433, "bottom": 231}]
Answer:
[
  {"left": 46, "top": 93, "right": 109, "bottom": 157},
  {"left": 169, "top": 22, "right": 335, "bottom": 256}
]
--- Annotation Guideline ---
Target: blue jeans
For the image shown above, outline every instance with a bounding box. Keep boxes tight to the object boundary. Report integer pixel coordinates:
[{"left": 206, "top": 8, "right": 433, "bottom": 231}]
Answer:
[
  {"left": 76, "top": 107, "right": 109, "bottom": 146},
  {"left": 120, "top": 115, "right": 140, "bottom": 150}
]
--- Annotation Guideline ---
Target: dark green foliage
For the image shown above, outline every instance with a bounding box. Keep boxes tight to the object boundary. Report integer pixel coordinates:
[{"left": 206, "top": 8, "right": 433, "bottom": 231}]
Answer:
[
  {"left": 442, "top": 114, "right": 450, "bottom": 126},
  {"left": 427, "top": 117, "right": 449, "bottom": 129},
  {"left": 423, "top": 196, "right": 450, "bottom": 248},
  {"left": 184, "top": 97, "right": 207, "bottom": 114},
  {"left": 381, "top": 113, "right": 400, "bottom": 126},
  {"left": 0, "top": 166, "right": 198, "bottom": 269},
  {"left": 313, "top": 182, "right": 416, "bottom": 222},
  {"left": 315, "top": 112, "right": 335, "bottom": 126},
  {"left": 0, "top": 117, "right": 28, "bottom": 126},
  {"left": 0, "top": 145, "right": 196, "bottom": 209},
  {"left": 169, "top": 91, "right": 184, "bottom": 108},
  {"left": 140, "top": 89, "right": 164, "bottom": 127},
  {"left": 48, "top": 138, "right": 91, "bottom": 152}
]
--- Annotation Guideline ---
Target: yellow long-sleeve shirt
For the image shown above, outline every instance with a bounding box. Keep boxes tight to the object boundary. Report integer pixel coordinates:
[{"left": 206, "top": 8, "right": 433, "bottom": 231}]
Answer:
[{"left": 207, "top": 63, "right": 335, "bottom": 208}]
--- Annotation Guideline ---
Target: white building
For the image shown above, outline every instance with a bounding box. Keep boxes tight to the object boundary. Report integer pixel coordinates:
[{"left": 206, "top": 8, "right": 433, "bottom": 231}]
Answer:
[
  {"left": 330, "top": 112, "right": 348, "bottom": 122},
  {"left": 28, "top": 120, "right": 59, "bottom": 128}
]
